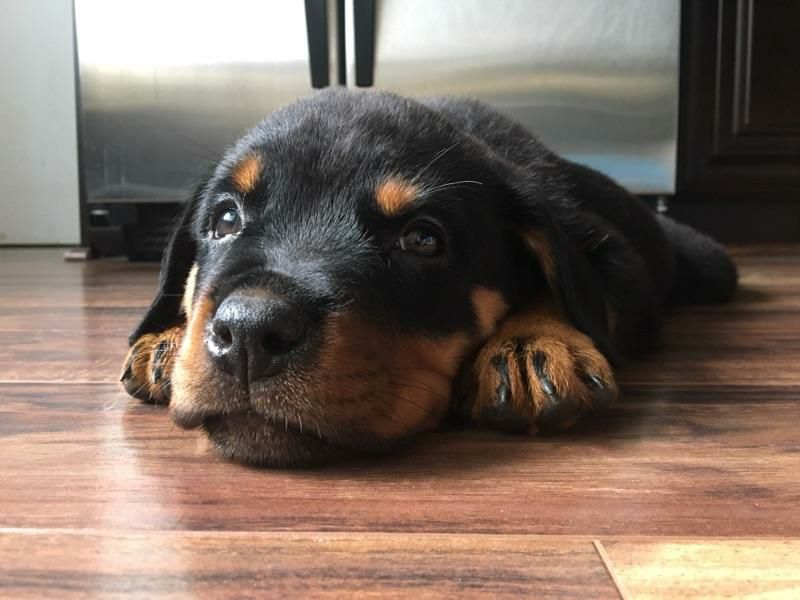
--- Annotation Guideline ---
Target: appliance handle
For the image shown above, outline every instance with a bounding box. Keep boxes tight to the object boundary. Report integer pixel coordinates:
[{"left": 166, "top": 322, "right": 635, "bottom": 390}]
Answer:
[
  {"left": 353, "top": 0, "right": 375, "bottom": 87},
  {"left": 304, "top": 0, "right": 330, "bottom": 88},
  {"left": 335, "top": 0, "right": 347, "bottom": 85}
]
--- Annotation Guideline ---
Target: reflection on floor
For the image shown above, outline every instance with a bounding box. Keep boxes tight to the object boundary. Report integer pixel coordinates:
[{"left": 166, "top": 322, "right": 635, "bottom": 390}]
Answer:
[{"left": 1, "top": 247, "right": 799, "bottom": 598}]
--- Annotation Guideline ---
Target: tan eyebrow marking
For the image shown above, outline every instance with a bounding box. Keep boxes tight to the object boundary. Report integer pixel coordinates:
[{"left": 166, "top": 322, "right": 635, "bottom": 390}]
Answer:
[
  {"left": 471, "top": 286, "right": 510, "bottom": 338},
  {"left": 230, "top": 153, "right": 262, "bottom": 194},
  {"left": 375, "top": 178, "right": 419, "bottom": 216}
]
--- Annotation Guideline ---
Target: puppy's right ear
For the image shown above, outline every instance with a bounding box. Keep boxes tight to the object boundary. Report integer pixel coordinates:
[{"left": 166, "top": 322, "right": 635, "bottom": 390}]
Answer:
[{"left": 128, "top": 176, "right": 208, "bottom": 345}]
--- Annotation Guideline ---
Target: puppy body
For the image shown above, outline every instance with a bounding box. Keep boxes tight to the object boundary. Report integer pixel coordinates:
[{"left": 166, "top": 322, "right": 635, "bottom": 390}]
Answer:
[{"left": 122, "top": 89, "right": 737, "bottom": 467}]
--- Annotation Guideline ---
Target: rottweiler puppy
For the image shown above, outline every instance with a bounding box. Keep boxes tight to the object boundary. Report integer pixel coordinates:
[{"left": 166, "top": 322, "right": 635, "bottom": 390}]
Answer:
[{"left": 121, "top": 89, "right": 737, "bottom": 467}]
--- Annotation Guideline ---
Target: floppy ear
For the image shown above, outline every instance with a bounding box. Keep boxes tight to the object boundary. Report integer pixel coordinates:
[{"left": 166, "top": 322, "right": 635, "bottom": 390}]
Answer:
[
  {"left": 505, "top": 189, "right": 622, "bottom": 366},
  {"left": 128, "top": 177, "right": 207, "bottom": 345}
]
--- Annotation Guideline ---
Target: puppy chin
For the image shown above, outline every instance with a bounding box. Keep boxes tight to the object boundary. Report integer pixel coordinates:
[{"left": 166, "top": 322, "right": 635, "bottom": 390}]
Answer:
[
  {"left": 170, "top": 396, "right": 395, "bottom": 468},
  {"left": 168, "top": 350, "right": 430, "bottom": 467},
  {"left": 169, "top": 401, "right": 347, "bottom": 468},
  {"left": 201, "top": 412, "right": 350, "bottom": 468}
]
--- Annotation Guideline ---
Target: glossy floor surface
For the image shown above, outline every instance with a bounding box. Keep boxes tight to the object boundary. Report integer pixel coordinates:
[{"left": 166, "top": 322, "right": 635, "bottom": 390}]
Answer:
[{"left": 1, "top": 247, "right": 798, "bottom": 598}]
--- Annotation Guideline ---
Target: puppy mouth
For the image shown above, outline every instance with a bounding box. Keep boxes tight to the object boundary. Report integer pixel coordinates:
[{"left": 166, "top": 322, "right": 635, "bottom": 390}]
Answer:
[
  {"left": 203, "top": 411, "right": 313, "bottom": 441},
  {"left": 174, "top": 408, "right": 350, "bottom": 468},
  {"left": 166, "top": 366, "right": 386, "bottom": 467}
]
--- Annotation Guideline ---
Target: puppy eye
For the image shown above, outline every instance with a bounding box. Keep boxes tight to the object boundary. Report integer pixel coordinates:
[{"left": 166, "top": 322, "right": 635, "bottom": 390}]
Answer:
[
  {"left": 397, "top": 223, "right": 443, "bottom": 257},
  {"left": 213, "top": 207, "right": 242, "bottom": 240}
]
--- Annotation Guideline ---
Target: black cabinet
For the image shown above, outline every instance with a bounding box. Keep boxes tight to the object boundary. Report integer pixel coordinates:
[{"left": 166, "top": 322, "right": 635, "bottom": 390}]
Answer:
[{"left": 673, "top": 0, "right": 800, "bottom": 242}]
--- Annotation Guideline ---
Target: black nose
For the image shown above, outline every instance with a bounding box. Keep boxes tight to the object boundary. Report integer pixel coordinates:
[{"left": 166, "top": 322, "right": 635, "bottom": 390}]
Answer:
[{"left": 205, "top": 290, "right": 307, "bottom": 384}]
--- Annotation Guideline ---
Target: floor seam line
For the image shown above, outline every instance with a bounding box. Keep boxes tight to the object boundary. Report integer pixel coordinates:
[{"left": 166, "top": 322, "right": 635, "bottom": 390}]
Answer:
[
  {"left": 593, "top": 540, "right": 629, "bottom": 600},
  {"left": 0, "top": 380, "right": 117, "bottom": 385}
]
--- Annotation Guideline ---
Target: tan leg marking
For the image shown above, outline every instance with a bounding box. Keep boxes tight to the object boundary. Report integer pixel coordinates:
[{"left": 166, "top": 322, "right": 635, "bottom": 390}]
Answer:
[
  {"left": 469, "top": 301, "right": 617, "bottom": 433},
  {"left": 471, "top": 286, "right": 509, "bottom": 338},
  {"left": 121, "top": 326, "right": 185, "bottom": 404},
  {"left": 121, "top": 263, "right": 198, "bottom": 404}
]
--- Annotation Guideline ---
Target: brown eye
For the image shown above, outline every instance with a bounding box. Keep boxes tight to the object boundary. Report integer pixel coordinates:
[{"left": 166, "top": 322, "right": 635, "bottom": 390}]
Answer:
[
  {"left": 213, "top": 207, "right": 242, "bottom": 239},
  {"left": 398, "top": 225, "right": 442, "bottom": 257}
]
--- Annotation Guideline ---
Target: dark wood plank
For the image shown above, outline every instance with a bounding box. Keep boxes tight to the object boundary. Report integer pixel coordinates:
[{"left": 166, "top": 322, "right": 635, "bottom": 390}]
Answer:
[
  {"left": 621, "top": 251, "right": 800, "bottom": 385},
  {"left": 0, "top": 248, "right": 155, "bottom": 278},
  {"left": 0, "top": 330, "right": 132, "bottom": 382},
  {"left": 1, "top": 382, "right": 798, "bottom": 535},
  {"left": 0, "top": 531, "right": 618, "bottom": 599},
  {"left": 0, "top": 249, "right": 154, "bottom": 380},
  {"left": 2, "top": 248, "right": 800, "bottom": 597},
  {"left": 2, "top": 248, "right": 799, "bottom": 385}
]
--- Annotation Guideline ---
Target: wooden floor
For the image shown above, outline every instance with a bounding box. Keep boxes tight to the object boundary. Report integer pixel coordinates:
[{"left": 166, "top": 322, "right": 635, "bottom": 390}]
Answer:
[{"left": 1, "top": 247, "right": 799, "bottom": 599}]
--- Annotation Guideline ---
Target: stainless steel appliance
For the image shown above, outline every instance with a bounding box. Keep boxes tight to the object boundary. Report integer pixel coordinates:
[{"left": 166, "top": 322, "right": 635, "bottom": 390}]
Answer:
[{"left": 74, "top": 0, "right": 679, "bottom": 257}]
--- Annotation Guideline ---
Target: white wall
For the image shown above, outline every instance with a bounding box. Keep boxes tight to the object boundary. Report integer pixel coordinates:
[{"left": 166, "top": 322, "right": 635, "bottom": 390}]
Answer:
[{"left": 0, "top": 0, "right": 80, "bottom": 244}]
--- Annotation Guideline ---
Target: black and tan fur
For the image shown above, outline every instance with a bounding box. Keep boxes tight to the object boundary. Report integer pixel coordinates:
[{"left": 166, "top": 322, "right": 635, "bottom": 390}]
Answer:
[{"left": 122, "top": 89, "right": 737, "bottom": 467}]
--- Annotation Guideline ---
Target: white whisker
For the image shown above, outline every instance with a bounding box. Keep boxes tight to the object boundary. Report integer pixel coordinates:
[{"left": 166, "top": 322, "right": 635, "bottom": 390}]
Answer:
[
  {"left": 411, "top": 142, "right": 460, "bottom": 185},
  {"left": 418, "top": 179, "right": 484, "bottom": 199}
]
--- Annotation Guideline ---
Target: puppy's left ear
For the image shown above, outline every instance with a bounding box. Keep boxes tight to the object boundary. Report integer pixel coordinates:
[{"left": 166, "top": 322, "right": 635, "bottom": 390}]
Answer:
[
  {"left": 128, "top": 176, "right": 207, "bottom": 345},
  {"left": 503, "top": 184, "right": 621, "bottom": 365}
]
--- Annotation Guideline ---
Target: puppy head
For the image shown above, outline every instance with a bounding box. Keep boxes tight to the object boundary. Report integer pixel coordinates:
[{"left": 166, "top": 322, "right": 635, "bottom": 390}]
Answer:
[{"left": 130, "top": 89, "right": 605, "bottom": 466}]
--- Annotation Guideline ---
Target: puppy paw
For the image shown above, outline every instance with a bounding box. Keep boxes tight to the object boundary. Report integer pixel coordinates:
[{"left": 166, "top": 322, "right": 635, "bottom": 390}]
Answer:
[
  {"left": 120, "top": 326, "right": 185, "bottom": 404},
  {"left": 469, "top": 319, "right": 617, "bottom": 433}
]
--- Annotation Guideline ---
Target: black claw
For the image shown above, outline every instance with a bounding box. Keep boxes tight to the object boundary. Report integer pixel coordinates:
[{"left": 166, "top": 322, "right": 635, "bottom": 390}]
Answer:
[
  {"left": 496, "top": 379, "right": 510, "bottom": 406},
  {"left": 531, "top": 351, "right": 556, "bottom": 399},
  {"left": 482, "top": 355, "right": 529, "bottom": 433},
  {"left": 532, "top": 350, "right": 586, "bottom": 430},
  {"left": 120, "top": 362, "right": 154, "bottom": 403},
  {"left": 539, "top": 377, "right": 556, "bottom": 398},
  {"left": 154, "top": 340, "right": 169, "bottom": 362},
  {"left": 150, "top": 340, "right": 170, "bottom": 384},
  {"left": 580, "top": 373, "right": 615, "bottom": 412},
  {"left": 587, "top": 374, "right": 605, "bottom": 389}
]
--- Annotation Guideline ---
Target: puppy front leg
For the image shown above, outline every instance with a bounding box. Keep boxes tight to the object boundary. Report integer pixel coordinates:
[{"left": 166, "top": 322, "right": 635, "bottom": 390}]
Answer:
[
  {"left": 467, "top": 302, "right": 618, "bottom": 433},
  {"left": 121, "top": 326, "right": 186, "bottom": 404}
]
